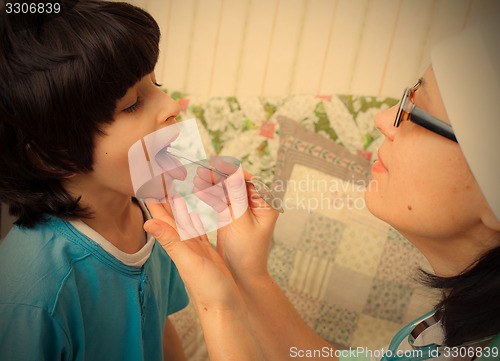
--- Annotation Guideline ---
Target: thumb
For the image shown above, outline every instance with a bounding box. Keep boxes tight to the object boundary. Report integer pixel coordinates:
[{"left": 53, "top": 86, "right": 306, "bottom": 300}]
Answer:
[
  {"left": 144, "top": 219, "right": 179, "bottom": 250},
  {"left": 225, "top": 172, "right": 249, "bottom": 220},
  {"left": 144, "top": 219, "right": 196, "bottom": 278}
]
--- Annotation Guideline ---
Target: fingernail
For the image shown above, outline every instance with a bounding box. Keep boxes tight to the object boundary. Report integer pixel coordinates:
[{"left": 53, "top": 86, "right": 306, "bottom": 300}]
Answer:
[
  {"left": 221, "top": 156, "right": 241, "bottom": 167},
  {"left": 145, "top": 222, "right": 163, "bottom": 238}
]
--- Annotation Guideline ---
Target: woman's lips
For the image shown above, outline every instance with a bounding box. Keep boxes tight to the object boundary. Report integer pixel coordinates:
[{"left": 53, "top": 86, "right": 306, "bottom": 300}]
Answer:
[{"left": 372, "top": 152, "right": 388, "bottom": 173}]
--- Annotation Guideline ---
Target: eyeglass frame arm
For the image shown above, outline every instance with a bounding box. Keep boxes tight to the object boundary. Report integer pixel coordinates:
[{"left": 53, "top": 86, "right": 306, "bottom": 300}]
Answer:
[{"left": 409, "top": 106, "right": 458, "bottom": 142}]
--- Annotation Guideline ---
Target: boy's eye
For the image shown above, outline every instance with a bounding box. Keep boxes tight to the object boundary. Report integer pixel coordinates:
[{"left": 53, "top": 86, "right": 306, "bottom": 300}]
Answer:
[
  {"left": 123, "top": 97, "right": 143, "bottom": 113},
  {"left": 153, "top": 81, "right": 162, "bottom": 87}
]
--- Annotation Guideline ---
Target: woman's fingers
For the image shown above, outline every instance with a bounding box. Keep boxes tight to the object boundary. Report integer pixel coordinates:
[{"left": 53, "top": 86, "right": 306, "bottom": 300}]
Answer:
[
  {"left": 189, "top": 212, "right": 207, "bottom": 237},
  {"left": 144, "top": 219, "right": 207, "bottom": 286},
  {"left": 171, "top": 195, "right": 201, "bottom": 239},
  {"left": 147, "top": 194, "right": 206, "bottom": 241},
  {"left": 193, "top": 184, "right": 230, "bottom": 213},
  {"left": 144, "top": 218, "right": 180, "bottom": 247},
  {"left": 224, "top": 173, "right": 248, "bottom": 220},
  {"left": 145, "top": 199, "right": 178, "bottom": 230},
  {"left": 211, "top": 156, "right": 240, "bottom": 176},
  {"left": 196, "top": 166, "right": 226, "bottom": 185}
]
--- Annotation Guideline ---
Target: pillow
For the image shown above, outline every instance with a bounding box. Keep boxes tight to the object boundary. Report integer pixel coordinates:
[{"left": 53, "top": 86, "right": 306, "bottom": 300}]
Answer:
[{"left": 269, "top": 116, "right": 438, "bottom": 350}]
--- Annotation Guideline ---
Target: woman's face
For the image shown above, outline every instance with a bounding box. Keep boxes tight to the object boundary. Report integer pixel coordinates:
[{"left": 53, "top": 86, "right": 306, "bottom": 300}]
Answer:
[{"left": 365, "top": 67, "right": 490, "bottom": 241}]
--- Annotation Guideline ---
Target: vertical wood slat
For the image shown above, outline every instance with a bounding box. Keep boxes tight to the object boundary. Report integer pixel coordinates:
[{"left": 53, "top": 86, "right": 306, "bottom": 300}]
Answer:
[
  {"left": 318, "top": 0, "right": 370, "bottom": 95},
  {"left": 207, "top": 0, "right": 225, "bottom": 97},
  {"left": 235, "top": 0, "right": 280, "bottom": 96},
  {"left": 316, "top": 0, "right": 339, "bottom": 96},
  {"left": 210, "top": 0, "right": 250, "bottom": 96},
  {"left": 264, "top": 0, "right": 310, "bottom": 96},
  {"left": 283, "top": 0, "right": 339, "bottom": 96},
  {"left": 185, "top": 0, "right": 222, "bottom": 95},
  {"left": 233, "top": 0, "right": 253, "bottom": 95},
  {"left": 377, "top": 0, "right": 403, "bottom": 97},
  {"left": 145, "top": 0, "right": 173, "bottom": 84},
  {"left": 285, "top": 0, "right": 308, "bottom": 96},
  {"left": 124, "top": 0, "right": 498, "bottom": 98},
  {"left": 379, "top": 0, "right": 438, "bottom": 97},
  {"left": 153, "top": 0, "right": 196, "bottom": 91},
  {"left": 259, "top": 0, "right": 282, "bottom": 96},
  {"left": 346, "top": 0, "right": 371, "bottom": 95}
]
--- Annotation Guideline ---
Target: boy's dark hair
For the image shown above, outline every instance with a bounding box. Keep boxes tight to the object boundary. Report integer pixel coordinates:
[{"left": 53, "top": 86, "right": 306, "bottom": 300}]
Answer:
[{"left": 0, "top": 1, "right": 160, "bottom": 228}]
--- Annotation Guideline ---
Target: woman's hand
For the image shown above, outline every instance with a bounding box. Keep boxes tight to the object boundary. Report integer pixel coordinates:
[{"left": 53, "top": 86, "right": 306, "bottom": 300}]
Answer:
[
  {"left": 193, "top": 157, "right": 280, "bottom": 284},
  {"left": 144, "top": 198, "right": 265, "bottom": 361},
  {"left": 144, "top": 197, "right": 242, "bottom": 313}
]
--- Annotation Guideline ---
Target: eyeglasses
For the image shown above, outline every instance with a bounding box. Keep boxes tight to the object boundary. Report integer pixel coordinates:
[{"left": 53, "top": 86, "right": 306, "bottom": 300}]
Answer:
[{"left": 394, "top": 81, "right": 457, "bottom": 142}]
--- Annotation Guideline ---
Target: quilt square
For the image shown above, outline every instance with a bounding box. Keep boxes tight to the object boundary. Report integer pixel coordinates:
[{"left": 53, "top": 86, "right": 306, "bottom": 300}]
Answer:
[
  {"left": 314, "top": 303, "right": 358, "bottom": 347},
  {"left": 335, "top": 223, "right": 386, "bottom": 277},
  {"left": 363, "top": 279, "right": 413, "bottom": 323},
  {"left": 273, "top": 208, "right": 310, "bottom": 248},
  {"left": 350, "top": 314, "right": 402, "bottom": 350},
  {"left": 298, "top": 213, "right": 344, "bottom": 260},
  {"left": 288, "top": 250, "right": 334, "bottom": 299},
  {"left": 268, "top": 241, "right": 297, "bottom": 287},
  {"left": 374, "top": 236, "right": 426, "bottom": 285},
  {"left": 323, "top": 264, "right": 372, "bottom": 313}
]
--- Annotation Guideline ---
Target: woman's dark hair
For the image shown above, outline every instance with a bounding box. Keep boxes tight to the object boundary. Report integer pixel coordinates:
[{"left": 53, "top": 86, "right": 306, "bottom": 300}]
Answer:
[
  {"left": 421, "top": 244, "right": 500, "bottom": 346},
  {"left": 0, "top": 1, "right": 160, "bottom": 228}
]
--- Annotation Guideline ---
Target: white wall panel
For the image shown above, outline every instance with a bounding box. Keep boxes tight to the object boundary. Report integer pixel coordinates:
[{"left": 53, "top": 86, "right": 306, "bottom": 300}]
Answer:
[
  {"left": 350, "top": 0, "right": 402, "bottom": 95},
  {"left": 263, "top": 0, "right": 306, "bottom": 95},
  {"left": 145, "top": 0, "right": 172, "bottom": 83},
  {"left": 380, "top": 0, "right": 436, "bottom": 97},
  {"left": 184, "top": 0, "right": 224, "bottom": 95},
  {"left": 235, "top": 0, "right": 280, "bottom": 96},
  {"left": 210, "top": 0, "right": 249, "bottom": 96},
  {"left": 120, "top": 0, "right": 499, "bottom": 98},
  {"left": 290, "top": 0, "right": 338, "bottom": 95},
  {"left": 155, "top": 0, "right": 196, "bottom": 90},
  {"left": 319, "top": 0, "right": 370, "bottom": 95}
]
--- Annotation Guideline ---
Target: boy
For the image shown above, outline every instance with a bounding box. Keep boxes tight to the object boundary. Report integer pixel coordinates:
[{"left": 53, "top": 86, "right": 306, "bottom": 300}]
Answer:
[{"left": 0, "top": 1, "right": 189, "bottom": 360}]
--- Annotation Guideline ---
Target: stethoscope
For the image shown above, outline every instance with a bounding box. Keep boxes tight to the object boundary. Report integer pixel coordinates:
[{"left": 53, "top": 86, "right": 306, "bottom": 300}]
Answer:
[
  {"left": 381, "top": 311, "right": 494, "bottom": 361},
  {"left": 381, "top": 310, "right": 441, "bottom": 361}
]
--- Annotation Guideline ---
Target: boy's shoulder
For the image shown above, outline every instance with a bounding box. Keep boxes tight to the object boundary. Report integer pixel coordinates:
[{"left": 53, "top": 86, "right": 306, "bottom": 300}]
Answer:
[{"left": 0, "top": 218, "right": 92, "bottom": 309}]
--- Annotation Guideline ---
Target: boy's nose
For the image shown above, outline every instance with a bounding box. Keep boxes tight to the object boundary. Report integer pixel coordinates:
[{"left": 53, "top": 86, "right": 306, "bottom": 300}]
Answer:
[
  {"left": 159, "top": 92, "right": 181, "bottom": 124},
  {"left": 374, "top": 105, "right": 399, "bottom": 141}
]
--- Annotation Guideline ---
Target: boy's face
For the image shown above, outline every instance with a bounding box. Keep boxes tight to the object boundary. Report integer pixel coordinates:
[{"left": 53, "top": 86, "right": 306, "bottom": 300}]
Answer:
[{"left": 78, "top": 73, "right": 181, "bottom": 201}]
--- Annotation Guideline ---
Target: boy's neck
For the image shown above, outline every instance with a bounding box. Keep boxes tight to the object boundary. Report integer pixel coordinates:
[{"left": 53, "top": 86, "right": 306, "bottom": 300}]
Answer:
[
  {"left": 66, "top": 178, "right": 147, "bottom": 254},
  {"left": 81, "top": 198, "right": 147, "bottom": 254}
]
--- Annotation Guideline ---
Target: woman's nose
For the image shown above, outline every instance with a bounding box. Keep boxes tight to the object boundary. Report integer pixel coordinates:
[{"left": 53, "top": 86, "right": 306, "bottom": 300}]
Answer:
[{"left": 374, "top": 104, "right": 399, "bottom": 141}]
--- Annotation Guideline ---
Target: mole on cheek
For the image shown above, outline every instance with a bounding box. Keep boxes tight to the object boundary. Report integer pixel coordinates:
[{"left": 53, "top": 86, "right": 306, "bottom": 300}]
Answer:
[{"left": 408, "top": 205, "right": 412, "bottom": 211}]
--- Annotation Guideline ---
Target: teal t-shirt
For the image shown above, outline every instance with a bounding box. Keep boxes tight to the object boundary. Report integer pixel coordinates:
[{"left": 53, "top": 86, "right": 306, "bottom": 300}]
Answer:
[{"left": 0, "top": 217, "right": 189, "bottom": 360}]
